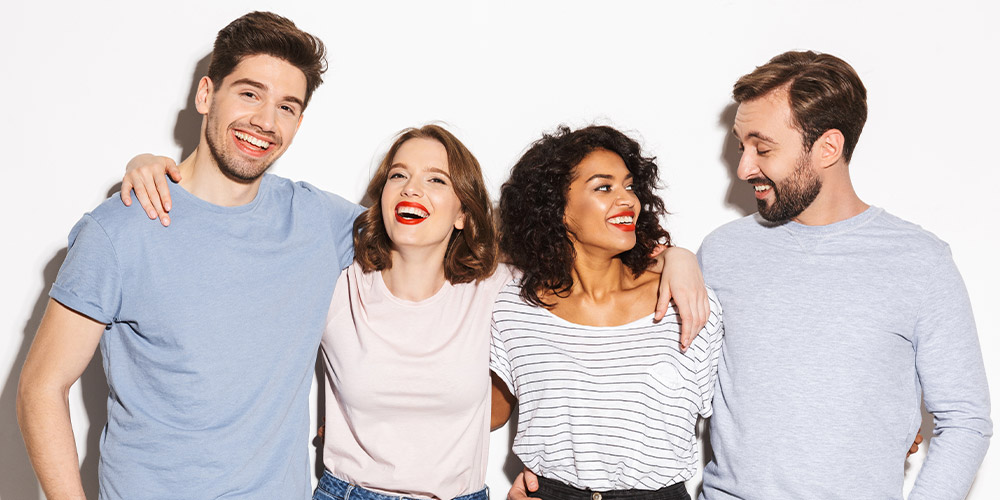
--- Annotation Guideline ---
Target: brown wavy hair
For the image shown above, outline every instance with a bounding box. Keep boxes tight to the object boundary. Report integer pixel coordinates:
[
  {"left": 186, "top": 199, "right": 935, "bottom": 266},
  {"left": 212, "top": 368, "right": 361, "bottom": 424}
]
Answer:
[
  {"left": 499, "top": 125, "right": 670, "bottom": 308},
  {"left": 209, "top": 11, "right": 327, "bottom": 109},
  {"left": 353, "top": 125, "right": 497, "bottom": 284},
  {"left": 733, "top": 50, "right": 867, "bottom": 163}
]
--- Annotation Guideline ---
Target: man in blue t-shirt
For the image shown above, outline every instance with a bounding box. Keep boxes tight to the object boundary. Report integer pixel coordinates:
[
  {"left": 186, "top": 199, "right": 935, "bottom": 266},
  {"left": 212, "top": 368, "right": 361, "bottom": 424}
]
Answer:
[{"left": 16, "top": 12, "right": 363, "bottom": 499}]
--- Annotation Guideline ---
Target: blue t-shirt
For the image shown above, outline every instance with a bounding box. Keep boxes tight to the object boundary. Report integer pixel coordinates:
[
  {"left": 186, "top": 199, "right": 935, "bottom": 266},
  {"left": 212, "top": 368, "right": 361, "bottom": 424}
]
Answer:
[{"left": 50, "top": 174, "right": 364, "bottom": 500}]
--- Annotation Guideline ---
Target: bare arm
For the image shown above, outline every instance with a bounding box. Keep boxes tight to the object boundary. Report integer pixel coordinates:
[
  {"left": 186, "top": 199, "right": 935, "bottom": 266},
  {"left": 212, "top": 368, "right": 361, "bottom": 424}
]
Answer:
[
  {"left": 119, "top": 154, "right": 181, "bottom": 226},
  {"left": 17, "top": 299, "right": 107, "bottom": 500},
  {"left": 490, "top": 372, "right": 516, "bottom": 431},
  {"left": 653, "top": 246, "right": 709, "bottom": 351}
]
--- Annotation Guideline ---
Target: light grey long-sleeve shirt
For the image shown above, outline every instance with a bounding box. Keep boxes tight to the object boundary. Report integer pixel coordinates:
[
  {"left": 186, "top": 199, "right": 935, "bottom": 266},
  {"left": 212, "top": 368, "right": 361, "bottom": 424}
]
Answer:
[{"left": 697, "top": 207, "right": 991, "bottom": 500}]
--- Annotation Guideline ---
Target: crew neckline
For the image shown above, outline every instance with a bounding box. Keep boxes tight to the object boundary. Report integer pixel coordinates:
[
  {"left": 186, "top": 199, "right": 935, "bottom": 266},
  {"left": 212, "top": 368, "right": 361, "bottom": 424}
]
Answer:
[
  {"left": 373, "top": 267, "right": 453, "bottom": 307},
  {"left": 168, "top": 174, "right": 272, "bottom": 215},
  {"left": 776, "top": 205, "right": 882, "bottom": 236}
]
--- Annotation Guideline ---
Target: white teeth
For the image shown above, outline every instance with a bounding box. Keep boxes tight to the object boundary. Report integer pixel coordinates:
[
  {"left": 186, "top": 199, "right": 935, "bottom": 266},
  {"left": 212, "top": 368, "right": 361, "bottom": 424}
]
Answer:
[
  {"left": 397, "top": 206, "right": 429, "bottom": 218},
  {"left": 608, "top": 216, "right": 634, "bottom": 224},
  {"left": 234, "top": 131, "right": 271, "bottom": 149},
  {"left": 754, "top": 185, "right": 770, "bottom": 192}
]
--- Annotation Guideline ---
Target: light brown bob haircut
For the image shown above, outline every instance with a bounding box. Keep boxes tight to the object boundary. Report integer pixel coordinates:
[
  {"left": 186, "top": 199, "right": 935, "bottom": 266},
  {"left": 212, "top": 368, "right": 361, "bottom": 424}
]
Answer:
[
  {"left": 208, "top": 11, "right": 327, "bottom": 109},
  {"left": 353, "top": 125, "right": 498, "bottom": 284},
  {"left": 733, "top": 50, "right": 868, "bottom": 163}
]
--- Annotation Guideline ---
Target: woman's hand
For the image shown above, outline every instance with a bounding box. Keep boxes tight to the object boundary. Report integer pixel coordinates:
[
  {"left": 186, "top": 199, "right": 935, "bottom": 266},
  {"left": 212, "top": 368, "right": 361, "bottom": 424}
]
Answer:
[
  {"left": 653, "top": 246, "right": 709, "bottom": 352},
  {"left": 120, "top": 154, "right": 181, "bottom": 226}
]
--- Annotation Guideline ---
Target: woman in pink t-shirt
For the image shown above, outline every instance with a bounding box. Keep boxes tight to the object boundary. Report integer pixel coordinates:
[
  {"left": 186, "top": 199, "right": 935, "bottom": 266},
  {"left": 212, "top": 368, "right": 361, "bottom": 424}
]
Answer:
[{"left": 117, "top": 125, "right": 709, "bottom": 500}]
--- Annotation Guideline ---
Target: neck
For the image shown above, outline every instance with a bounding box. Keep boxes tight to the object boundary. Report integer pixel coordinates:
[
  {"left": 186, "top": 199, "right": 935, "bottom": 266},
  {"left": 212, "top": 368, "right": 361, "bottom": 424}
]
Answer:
[
  {"left": 176, "top": 142, "right": 263, "bottom": 207},
  {"left": 381, "top": 245, "right": 449, "bottom": 301},
  {"left": 792, "top": 169, "right": 868, "bottom": 226},
  {"left": 568, "top": 246, "right": 628, "bottom": 302}
]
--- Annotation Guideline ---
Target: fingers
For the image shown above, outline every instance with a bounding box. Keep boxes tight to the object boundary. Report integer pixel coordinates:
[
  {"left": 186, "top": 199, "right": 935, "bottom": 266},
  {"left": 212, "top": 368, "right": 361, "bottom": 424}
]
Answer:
[
  {"left": 151, "top": 172, "right": 173, "bottom": 225},
  {"left": 654, "top": 283, "right": 671, "bottom": 323},
  {"left": 120, "top": 179, "right": 133, "bottom": 207},
  {"left": 523, "top": 468, "right": 539, "bottom": 492},
  {"left": 131, "top": 182, "right": 159, "bottom": 221},
  {"left": 507, "top": 471, "right": 527, "bottom": 500},
  {"left": 165, "top": 159, "right": 182, "bottom": 183}
]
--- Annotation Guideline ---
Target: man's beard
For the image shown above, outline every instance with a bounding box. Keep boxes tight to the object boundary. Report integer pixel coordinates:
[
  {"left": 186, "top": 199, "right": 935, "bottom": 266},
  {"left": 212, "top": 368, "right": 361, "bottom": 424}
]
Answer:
[
  {"left": 755, "top": 152, "right": 822, "bottom": 222},
  {"left": 204, "top": 113, "right": 277, "bottom": 184}
]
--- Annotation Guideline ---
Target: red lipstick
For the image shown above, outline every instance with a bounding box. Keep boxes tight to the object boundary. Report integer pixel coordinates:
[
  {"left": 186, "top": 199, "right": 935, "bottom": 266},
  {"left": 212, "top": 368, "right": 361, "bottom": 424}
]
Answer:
[{"left": 394, "top": 201, "right": 429, "bottom": 225}]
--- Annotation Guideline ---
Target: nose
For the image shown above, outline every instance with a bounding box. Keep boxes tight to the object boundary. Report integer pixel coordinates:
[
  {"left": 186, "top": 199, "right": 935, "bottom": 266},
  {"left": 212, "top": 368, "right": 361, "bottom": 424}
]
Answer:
[
  {"left": 249, "top": 105, "right": 277, "bottom": 133},
  {"left": 401, "top": 176, "right": 423, "bottom": 197},
  {"left": 736, "top": 150, "right": 759, "bottom": 181}
]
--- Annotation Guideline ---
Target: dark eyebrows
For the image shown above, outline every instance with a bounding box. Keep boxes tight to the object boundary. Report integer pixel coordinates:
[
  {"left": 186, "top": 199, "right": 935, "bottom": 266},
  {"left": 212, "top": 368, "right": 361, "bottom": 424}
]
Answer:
[
  {"left": 388, "top": 163, "right": 452, "bottom": 179},
  {"left": 732, "top": 127, "right": 778, "bottom": 144},
  {"left": 231, "top": 78, "right": 305, "bottom": 109},
  {"left": 586, "top": 172, "right": 632, "bottom": 183}
]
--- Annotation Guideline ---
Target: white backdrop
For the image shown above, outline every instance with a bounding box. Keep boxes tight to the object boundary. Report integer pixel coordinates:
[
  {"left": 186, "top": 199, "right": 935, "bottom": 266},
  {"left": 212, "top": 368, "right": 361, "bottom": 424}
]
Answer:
[{"left": 2, "top": 1, "right": 997, "bottom": 499}]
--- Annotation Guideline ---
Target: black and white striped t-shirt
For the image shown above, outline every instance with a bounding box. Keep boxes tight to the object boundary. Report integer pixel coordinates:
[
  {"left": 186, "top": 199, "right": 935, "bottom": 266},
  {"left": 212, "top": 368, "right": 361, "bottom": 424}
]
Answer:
[{"left": 490, "top": 280, "right": 724, "bottom": 490}]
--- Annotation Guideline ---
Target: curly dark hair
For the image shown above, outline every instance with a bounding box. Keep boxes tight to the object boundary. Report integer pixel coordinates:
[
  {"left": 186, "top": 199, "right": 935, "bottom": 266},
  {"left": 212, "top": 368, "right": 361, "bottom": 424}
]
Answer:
[{"left": 499, "top": 125, "right": 670, "bottom": 308}]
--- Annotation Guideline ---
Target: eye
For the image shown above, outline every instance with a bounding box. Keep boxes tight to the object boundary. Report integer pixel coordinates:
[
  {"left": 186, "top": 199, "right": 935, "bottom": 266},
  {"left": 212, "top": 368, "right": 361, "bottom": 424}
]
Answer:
[
  {"left": 429, "top": 177, "right": 448, "bottom": 185},
  {"left": 757, "top": 148, "right": 771, "bottom": 156},
  {"left": 388, "top": 172, "right": 406, "bottom": 180},
  {"left": 625, "top": 184, "right": 634, "bottom": 191},
  {"left": 241, "top": 91, "right": 258, "bottom": 100},
  {"left": 279, "top": 104, "right": 298, "bottom": 115},
  {"left": 595, "top": 184, "right": 612, "bottom": 192}
]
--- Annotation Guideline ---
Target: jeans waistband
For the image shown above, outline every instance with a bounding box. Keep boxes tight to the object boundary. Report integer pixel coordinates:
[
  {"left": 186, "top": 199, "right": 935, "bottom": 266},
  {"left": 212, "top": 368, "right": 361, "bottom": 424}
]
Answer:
[
  {"left": 315, "top": 470, "right": 489, "bottom": 500},
  {"left": 535, "top": 476, "right": 688, "bottom": 500}
]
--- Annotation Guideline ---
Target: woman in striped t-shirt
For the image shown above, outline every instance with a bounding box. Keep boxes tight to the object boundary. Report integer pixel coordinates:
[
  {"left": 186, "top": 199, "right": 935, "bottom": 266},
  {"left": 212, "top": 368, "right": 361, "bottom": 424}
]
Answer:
[{"left": 491, "top": 125, "right": 725, "bottom": 500}]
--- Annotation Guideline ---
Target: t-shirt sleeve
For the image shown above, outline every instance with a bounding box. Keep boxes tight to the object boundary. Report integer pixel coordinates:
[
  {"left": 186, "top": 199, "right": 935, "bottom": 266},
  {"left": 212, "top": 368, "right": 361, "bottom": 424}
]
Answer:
[
  {"left": 489, "top": 313, "right": 516, "bottom": 396},
  {"left": 49, "top": 214, "right": 122, "bottom": 324},
  {"left": 322, "top": 191, "right": 365, "bottom": 270},
  {"left": 695, "top": 287, "right": 725, "bottom": 418}
]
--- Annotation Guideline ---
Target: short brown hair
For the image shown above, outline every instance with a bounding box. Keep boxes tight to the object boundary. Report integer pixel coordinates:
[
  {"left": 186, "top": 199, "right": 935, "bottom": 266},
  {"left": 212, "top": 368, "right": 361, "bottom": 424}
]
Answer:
[
  {"left": 354, "top": 125, "right": 498, "bottom": 284},
  {"left": 733, "top": 50, "right": 867, "bottom": 162},
  {"left": 208, "top": 11, "right": 327, "bottom": 108}
]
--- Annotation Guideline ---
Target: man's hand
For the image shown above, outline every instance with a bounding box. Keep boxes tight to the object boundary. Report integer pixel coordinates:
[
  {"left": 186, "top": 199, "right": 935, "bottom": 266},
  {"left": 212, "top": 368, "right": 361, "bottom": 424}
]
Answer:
[
  {"left": 907, "top": 430, "right": 924, "bottom": 457},
  {"left": 120, "top": 154, "right": 181, "bottom": 226},
  {"left": 654, "top": 246, "right": 709, "bottom": 352},
  {"left": 507, "top": 468, "right": 540, "bottom": 500}
]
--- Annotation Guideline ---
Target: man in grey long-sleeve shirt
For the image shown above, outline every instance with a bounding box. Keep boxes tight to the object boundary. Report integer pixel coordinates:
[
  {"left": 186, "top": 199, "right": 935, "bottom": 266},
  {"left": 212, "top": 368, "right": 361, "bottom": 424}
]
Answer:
[{"left": 698, "top": 50, "right": 991, "bottom": 499}]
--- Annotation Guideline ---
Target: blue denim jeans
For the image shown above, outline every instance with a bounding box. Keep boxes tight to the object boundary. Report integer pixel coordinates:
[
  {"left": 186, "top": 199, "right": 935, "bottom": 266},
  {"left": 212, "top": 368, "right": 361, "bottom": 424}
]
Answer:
[{"left": 313, "top": 470, "right": 489, "bottom": 500}]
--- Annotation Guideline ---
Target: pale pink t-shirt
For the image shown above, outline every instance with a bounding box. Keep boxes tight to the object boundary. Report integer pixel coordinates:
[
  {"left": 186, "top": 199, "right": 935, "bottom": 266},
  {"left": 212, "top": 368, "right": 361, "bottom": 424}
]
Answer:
[{"left": 320, "top": 262, "right": 512, "bottom": 500}]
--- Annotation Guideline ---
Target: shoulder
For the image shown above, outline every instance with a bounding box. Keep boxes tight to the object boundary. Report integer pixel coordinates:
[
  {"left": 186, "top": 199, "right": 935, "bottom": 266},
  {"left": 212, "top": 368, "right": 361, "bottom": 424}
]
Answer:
[
  {"left": 866, "top": 208, "right": 949, "bottom": 251},
  {"left": 700, "top": 214, "right": 766, "bottom": 253},
  {"left": 858, "top": 208, "right": 953, "bottom": 269},
  {"left": 82, "top": 194, "right": 166, "bottom": 242},
  {"left": 266, "top": 174, "right": 363, "bottom": 217}
]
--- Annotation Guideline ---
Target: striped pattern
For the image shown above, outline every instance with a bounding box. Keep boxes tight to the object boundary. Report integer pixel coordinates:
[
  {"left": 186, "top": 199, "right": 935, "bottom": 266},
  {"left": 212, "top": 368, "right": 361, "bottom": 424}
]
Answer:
[{"left": 490, "top": 281, "right": 724, "bottom": 491}]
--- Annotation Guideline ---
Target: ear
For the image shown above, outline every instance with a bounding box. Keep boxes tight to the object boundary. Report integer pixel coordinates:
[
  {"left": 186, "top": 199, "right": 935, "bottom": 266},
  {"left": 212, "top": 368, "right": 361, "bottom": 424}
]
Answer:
[
  {"left": 813, "top": 129, "right": 845, "bottom": 169},
  {"left": 454, "top": 210, "right": 466, "bottom": 231},
  {"left": 194, "top": 76, "right": 214, "bottom": 115}
]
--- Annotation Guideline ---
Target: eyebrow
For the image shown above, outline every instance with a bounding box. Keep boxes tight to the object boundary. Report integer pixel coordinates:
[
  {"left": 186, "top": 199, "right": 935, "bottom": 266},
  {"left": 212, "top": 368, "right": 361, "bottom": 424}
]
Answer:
[
  {"left": 231, "top": 78, "right": 306, "bottom": 109},
  {"left": 389, "top": 163, "right": 453, "bottom": 179},
  {"left": 732, "top": 128, "right": 778, "bottom": 144},
  {"left": 585, "top": 172, "right": 633, "bottom": 183}
]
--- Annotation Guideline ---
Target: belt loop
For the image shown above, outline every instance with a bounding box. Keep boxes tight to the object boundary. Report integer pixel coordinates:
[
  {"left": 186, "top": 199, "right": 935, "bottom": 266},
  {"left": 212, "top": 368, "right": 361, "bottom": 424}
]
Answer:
[{"left": 345, "top": 484, "right": 354, "bottom": 500}]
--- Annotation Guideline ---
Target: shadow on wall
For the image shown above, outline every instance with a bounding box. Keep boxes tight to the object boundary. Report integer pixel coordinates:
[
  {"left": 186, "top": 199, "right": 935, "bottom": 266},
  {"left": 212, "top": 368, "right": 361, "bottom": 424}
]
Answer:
[
  {"left": 718, "top": 103, "right": 757, "bottom": 218},
  {"left": 174, "top": 54, "right": 213, "bottom": 160},
  {"left": 0, "top": 247, "right": 107, "bottom": 500}
]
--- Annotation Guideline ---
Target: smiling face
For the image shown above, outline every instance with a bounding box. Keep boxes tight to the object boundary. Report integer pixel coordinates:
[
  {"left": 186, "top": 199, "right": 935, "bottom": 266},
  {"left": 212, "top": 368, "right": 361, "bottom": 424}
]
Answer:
[
  {"left": 380, "top": 137, "right": 465, "bottom": 252},
  {"left": 733, "top": 89, "right": 823, "bottom": 222},
  {"left": 563, "top": 149, "right": 639, "bottom": 256},
  {"left": 198, "top": 54, "right": 307, "bottom": 182}
]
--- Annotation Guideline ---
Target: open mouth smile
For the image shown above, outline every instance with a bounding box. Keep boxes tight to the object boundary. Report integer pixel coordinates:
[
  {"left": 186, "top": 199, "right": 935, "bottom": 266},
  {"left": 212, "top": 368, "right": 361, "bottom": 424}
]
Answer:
[
  {"left": 395, "top": 201, "right": 430, "bottom": 225},
  {"left": 607, "top": 211, "right": 636, "bottom": 232},
  {"left": 232, "top": 130, "right": 274, "bottom": 157}
]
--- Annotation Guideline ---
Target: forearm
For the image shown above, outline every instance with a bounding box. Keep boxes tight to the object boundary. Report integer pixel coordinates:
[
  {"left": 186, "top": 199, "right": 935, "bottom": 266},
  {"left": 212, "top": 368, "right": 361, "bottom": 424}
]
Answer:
[{"left": 17, "top": 382, "right": 88, "bottom": 499}]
